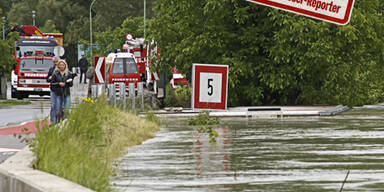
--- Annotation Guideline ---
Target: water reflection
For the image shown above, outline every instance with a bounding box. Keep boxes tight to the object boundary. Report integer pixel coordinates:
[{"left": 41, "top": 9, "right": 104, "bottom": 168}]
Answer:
[
  {"left": 112, "top": 109, "right": 384, "bottom": 192},
  {"left": 194, "top": 127, "right": 232, "bottom": 190}
]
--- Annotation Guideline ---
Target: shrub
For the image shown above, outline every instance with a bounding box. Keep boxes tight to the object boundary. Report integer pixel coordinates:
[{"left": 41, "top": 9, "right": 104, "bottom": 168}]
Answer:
[{"left": 164, "top": 84, "right": 191, "bottom": 108}]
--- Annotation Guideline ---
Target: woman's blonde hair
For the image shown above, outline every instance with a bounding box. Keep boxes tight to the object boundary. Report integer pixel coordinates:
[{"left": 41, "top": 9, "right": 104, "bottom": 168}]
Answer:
[{"left": 55, "top": 59, "right": 69, "bottom": 76}]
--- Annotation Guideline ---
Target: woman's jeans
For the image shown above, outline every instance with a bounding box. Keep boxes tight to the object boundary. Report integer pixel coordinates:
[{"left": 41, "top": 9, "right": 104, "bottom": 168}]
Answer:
[
  {"left": 50, "top": 91, "right": 57, "bottom": 124},
  {"left": 55, "top": 95, "right": 71, "bottom": 121}
]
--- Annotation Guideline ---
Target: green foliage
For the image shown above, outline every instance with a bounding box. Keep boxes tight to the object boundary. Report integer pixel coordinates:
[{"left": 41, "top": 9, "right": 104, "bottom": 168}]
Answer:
[
  {"left": 164, "top": 84, "right": 191, "bottom": 108},
  {"left": 0, "top": 21, "right": 18, "bottom": 79},
  {"left": 188, "top": 111, "right": 219, "bottom": 126},
  {"left": 92, "top": 0, "right": 154, "bottom": 32},
  {"left": 94, "top": 17, "right": 147, "bottom": 57},
  {"left": 31, "top": 96, "right": 160, "bottom": 192},
  {"left": 39, "top": 19, "right": 59, "bottom": 33},
  {"left": 188, "top": 111, "right": 219, "bottom": 143},
  {"left": 150, "top": 0, "right": 384, "bottom": 106}
]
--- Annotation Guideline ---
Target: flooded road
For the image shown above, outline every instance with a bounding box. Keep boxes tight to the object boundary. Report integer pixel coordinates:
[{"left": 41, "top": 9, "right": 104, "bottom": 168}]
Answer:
[{"left": 112, "top": 109, "right": 384, "bottom": 192}]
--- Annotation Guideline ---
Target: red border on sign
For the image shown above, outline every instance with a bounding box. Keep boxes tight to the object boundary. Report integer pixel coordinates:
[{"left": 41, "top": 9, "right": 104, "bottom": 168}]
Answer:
[
  {"left": 193, "top": 65, "right": 228, "bottom": 110},
  {"left": 248, "top": 0, "right": 354, "bottom": 25}
]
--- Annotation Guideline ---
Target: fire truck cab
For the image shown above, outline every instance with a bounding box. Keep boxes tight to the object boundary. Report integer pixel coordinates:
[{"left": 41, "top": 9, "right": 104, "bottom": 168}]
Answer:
[{"left": 106, "top": 51, "right": 141, "bottom": 89}]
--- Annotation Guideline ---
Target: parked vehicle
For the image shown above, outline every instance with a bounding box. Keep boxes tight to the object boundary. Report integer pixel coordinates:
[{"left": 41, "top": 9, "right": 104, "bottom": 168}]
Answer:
[
  {"left": 106, "top": 34, "right": 160, "bottom": 91},
  {"left": 10, "top": 25, "right": 63, "bottom": 99}
]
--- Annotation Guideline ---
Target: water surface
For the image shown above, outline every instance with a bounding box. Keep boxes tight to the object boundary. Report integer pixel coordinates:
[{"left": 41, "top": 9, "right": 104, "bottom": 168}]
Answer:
[{"left": 112, "top": 109, "right": 384, "bottom": 192}]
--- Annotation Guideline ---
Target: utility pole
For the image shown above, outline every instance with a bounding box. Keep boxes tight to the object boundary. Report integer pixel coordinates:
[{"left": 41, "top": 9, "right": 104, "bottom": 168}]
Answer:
[
  {"left": 2, "top": 17, "right": 5, "bottom": 40},
  {"left": 144, "top": 0, "right": 146, "bottom": 38},
  {"left": 90, "top": 0, "right": 97, "bottom": 65}
]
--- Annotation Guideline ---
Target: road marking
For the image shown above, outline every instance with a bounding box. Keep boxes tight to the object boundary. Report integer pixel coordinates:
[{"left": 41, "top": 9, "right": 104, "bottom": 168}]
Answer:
[{"left": 0, "top": 147, "right": 21, "bottom": 153}]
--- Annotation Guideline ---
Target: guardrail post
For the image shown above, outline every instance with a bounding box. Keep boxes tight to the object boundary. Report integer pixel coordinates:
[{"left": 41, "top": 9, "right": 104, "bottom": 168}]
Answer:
[
  {"left": 91, "top": 85, "right": 97, "bottom": 99},
  {"left": 97, "top": 84, "right": 105, "bottom": 97},
  {"left": 129, "top": 83, "right": 135, "bottom": 111},
  {"left": 108, "top": 84, "right": 115, "bottom": 106},
  {"left": 138, "top": 82, "right": 144, "bottom": 110},
  {"left": 119, "top": 83, "right": 126, "bottom": 110}
]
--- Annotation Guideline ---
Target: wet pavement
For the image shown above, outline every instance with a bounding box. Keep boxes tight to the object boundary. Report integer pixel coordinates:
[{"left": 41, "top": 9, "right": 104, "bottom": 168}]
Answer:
[{"left": 112, "top": 108, "right": 384, "bottom": 192}]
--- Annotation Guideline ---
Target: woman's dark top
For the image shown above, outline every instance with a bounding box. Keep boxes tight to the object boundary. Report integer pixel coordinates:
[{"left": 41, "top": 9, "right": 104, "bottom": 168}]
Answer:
[{"left": 51, "top": 70, "right": 73, "bottom": 96}]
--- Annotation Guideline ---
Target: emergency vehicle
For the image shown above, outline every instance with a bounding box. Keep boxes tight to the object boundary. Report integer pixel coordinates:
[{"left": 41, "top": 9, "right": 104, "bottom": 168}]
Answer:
[
  {"left": 10, "top": 25, "right": 63, "bottom": 99},
  {"left": 106, "top": 34, "right": 160, "bottom": 90},
  {"left": 105, "top": 50, "right": 141, "bottom": 89},
  {"left": 105, "top": 34, "right": 188, "bottom": 96}
]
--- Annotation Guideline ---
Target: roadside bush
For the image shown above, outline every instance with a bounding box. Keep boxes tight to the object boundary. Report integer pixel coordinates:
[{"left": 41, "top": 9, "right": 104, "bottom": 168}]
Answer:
[
  {"left": 164, "top": 84, "right": 191, "bottom": 108},
  {"left": 31, "top": 95, "right": 160, "bottom": 192}
]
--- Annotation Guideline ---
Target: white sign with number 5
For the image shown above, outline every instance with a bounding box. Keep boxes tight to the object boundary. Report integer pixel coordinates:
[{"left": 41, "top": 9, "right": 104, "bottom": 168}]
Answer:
[
  {"left": 199, "top": 73, "right": 222, "bottom": 103},
  {"left": 192, "top": 64, "right": 228, "bottom": 110}
]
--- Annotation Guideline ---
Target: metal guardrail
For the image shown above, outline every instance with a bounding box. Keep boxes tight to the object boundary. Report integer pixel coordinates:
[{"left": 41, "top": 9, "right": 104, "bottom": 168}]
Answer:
[{"left": 92, "top": 82, "right": 157, "bottom": 111}]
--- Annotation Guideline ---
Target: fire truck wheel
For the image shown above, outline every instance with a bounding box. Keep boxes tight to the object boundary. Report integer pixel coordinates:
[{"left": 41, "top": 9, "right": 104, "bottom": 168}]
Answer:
[{"left": 11, "top": 87, "right": 19, "bottom": 99}]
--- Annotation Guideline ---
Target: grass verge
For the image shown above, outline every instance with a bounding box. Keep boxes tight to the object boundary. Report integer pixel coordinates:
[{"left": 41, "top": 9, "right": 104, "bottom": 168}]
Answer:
[
  {"left": 0, "top": 99, "right": 31, "bottom": 106},
  {"left": 30, "top": 96, "right": 160, "bottom": 192}
]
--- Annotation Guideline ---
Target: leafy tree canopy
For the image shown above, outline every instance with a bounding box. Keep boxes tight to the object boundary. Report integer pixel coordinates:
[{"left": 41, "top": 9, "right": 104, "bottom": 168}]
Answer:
[{"left": 149, "top": 0, "right": 384, "bottom": 106}]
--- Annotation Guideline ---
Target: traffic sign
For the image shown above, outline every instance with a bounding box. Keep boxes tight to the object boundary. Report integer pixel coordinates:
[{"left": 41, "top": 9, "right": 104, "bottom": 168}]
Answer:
[
  {"left": 94, "top": 56, "right": 105, "bottom": 84},
  {"left": 126, "top": 33, "right": 133, "bottom": 41},
  {"left": 247, "top": 0, "right": 355, "bottom": 25},
  {"left": 192, "top": 64, "right": 228, "bottom": 110}
]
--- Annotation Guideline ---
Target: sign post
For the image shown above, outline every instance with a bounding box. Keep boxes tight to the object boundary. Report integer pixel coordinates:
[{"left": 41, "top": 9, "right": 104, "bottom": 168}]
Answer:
[
  {"left": 94, "top": 56, "right": 105, "bottom": 84},
  {"left": 192, "top": 64, "right": 228, "bottom": 110},
  {"left": 247, "top": 0, "right": 355, "bottom": 25}
]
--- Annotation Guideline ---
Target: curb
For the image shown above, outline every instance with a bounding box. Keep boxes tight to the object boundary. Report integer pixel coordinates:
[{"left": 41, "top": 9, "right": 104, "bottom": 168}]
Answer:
[
  {"left": 151, "top": 106, "right": 350, "bottom": 118},
  {"left": 0, "top": 146, "right": 94, "bottom": 192},
  {"left": 319, "top": 105, "right": 350, "bottom": 116}
]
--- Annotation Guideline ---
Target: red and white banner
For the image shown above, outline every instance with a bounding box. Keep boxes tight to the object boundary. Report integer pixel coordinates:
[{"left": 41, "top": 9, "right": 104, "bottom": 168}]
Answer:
[
  {"left": 192, "top": 64, "right": 228, "bottom": 110},
  {"left": 247, "top": 0, "right": 355, "bottom": 25},
  {"left": 94, "top": 56, "right": 105, "bottom": 84}
]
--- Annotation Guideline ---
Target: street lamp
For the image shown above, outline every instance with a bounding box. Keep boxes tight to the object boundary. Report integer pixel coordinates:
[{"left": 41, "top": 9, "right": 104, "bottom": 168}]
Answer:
[
  {"left": 2, "top": 17, "right": 6, "bottom": 40},
  {"left": 144, "top": 0, "right": 146, "bottom": 38},
  {"left": 90, "top": 0, "right": 97, "bottom": 65},
  {"left": 32, "top": 10, "right": 36, "bottom": 26}
]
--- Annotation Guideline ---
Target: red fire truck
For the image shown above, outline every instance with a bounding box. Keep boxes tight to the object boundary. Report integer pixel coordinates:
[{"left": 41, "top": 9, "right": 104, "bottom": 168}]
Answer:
[
  {"left": 106, "top": 34, "right": 160, "bottom": 90},
  {"left": 10, "top": 25, "right": 63, "bottom": 99},
  {"left": 105, "top": 33, "right": 188, "bottom": 96}
]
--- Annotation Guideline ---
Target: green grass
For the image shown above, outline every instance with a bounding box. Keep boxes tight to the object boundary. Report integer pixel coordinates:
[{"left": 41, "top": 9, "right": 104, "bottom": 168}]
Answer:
[
  {"left": 31, "top": 96, "right": 160, "bottom": 192},
  {"left": 0, "top": 99, "right": 31, "bottom": 106}
]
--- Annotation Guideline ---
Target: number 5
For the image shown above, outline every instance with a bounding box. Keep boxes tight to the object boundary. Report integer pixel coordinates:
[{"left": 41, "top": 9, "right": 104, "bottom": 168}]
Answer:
[{"left": 208, "top": 79, "right": 213, "bottom": 96}]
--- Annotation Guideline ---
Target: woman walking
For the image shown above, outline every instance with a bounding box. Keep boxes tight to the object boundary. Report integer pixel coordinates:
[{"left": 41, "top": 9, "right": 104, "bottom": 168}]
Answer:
[
  {"left": 51, "top": 60, "right": 73, "bottom": 122},
  {"left": 46, "top": 56, "right": 60, "bottom": 124}
]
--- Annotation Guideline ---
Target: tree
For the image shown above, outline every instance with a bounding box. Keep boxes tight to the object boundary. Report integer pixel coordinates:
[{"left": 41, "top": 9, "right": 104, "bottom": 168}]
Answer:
[
  {"left": 92, "top": 0, "right": 154, "bottom": 32},
  {"left": 149, "top": 0, "right": 384, "bottom": 106},
  {"left": 39, "top": 19, "right": 59, "bottom": 33},
  {"left": 94, "top": 17, "right": 145, "bottom": 56}
]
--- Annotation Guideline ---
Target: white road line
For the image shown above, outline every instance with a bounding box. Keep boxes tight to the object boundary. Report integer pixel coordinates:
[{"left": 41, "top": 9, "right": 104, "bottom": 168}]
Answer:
[{"left": 0, "top": 147, "right": 21, "bottom": 153}]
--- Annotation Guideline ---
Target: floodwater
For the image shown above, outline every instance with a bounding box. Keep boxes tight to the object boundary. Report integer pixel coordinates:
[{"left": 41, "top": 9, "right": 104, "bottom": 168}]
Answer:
[{"left": 112, "top": 109, "right": 384, "bottom": 192}]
